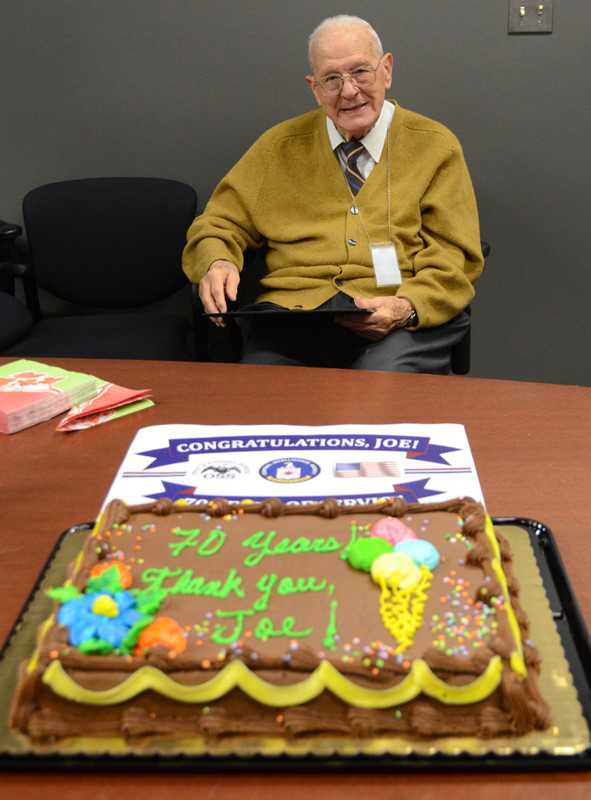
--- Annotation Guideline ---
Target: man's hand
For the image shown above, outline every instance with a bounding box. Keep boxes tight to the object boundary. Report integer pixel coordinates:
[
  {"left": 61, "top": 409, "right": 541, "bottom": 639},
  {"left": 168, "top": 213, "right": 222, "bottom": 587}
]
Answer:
[
  {"left": 337, "top": 296, "right": 415, "bottom": 341},
  {"left": 199, "top": 260, "right": 240, "bottom": 327}
]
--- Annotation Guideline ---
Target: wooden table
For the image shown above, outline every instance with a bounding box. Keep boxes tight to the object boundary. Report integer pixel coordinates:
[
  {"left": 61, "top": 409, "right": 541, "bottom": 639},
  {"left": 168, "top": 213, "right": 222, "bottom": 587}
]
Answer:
[{"left": 2, "top": 358, "right": 591, "bottom": 797}]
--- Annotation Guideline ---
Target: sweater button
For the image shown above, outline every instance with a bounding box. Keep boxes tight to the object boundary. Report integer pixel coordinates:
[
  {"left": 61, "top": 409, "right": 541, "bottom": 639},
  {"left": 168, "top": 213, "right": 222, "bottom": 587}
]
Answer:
[
  {"left": 350, "top": 206, "right": 359, "bottom": 215},
  {"left": 347, "top": 238, "right": 358, "bottom": 246}
]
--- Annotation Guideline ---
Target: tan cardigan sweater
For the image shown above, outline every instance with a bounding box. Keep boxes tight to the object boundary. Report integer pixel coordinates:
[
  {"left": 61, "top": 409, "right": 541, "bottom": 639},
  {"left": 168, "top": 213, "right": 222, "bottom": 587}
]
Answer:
[{"left": 182, "top": 103, "right": 484, "bottom": 327}]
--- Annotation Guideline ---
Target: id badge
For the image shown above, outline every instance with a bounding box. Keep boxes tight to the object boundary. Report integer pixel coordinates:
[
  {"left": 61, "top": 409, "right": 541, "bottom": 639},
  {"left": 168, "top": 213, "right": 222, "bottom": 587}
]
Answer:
[{"left": 371, "top": 242, "right": 402, "bottom": 287}]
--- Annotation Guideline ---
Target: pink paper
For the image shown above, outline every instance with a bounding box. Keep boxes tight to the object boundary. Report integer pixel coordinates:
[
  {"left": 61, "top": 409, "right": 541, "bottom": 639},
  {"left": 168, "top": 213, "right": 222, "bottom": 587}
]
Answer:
[{"left": 56, "top": 382, "right": 152, "bottom": 432}]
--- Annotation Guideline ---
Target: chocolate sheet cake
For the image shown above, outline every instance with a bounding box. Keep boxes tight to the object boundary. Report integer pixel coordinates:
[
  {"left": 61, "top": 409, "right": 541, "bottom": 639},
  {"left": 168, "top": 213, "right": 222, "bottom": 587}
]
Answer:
[{"left": 11, "top": 496, "right": 551, "bottom": 743}]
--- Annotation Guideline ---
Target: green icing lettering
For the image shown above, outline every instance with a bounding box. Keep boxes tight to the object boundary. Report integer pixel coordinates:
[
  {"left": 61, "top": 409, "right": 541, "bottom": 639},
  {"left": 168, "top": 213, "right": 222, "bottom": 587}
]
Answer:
[
  {"left": 187, "top": 575, "right": 206, "bottom": 594},
  {"left": 168, "top": 528, "right": 201, "bottom": 557},
  {"left": 241, "top": 530, "right": 274, "bottom": 567},
  {"left": 340, "top": 522, "right": 359, "bottom": 560},
  {"left": 141, "top": 567, "right": 244, "bottom": 599},
  {"left": 218, "top": 567, "right": 245, "bottom": 599},
  {"left": 168, "top": 527, "right": 226, "bottom": 557},
  {"left": 212, "top": 608, "right": 254, "bottom": 645},
  {"left": 323, "top": 599, "right": 339, "bottom": 650},
  {"left": 311, "top": 536, "right": 341, "bottom": 554},
  {"left": 141, "top": 566, "right": 183, "bottom": 592},
  {"left": 283, "top": 615, "right": 313, "bottom": 638},
  {"left": 254, "top": 615, "right": 312, "bottom": 642},
  {"left": 198, "top": 528, "right": 226, "bottom": 556},
  {"left": 277, "top": 576, "right": 296, "bottom": 595},
  {"left": 277, "top": 576, "right": 327, "bottom": 595},
  {"left": 254, "top": 616, "right": 275, "bottom": 641},
  {"left": 290, "top": 537, "right": 313, "bottom": 553},
  {"left": 252, "top": 573, "right": 277, "bottom": 611},
  {"left": 202, "top": 579, "right": 223, "bottom": 597},
  {"left": 139, "top": 520, "right": 352, "bottom": 653},
  {"left": 169, "top": 569, "right": 202, "bottom": 595},
  {"left": 242, "top": 529, "right": 343, "bottom": 567},
  {"left": 273, "top": 537, "right": 292, "bottom": 555}
]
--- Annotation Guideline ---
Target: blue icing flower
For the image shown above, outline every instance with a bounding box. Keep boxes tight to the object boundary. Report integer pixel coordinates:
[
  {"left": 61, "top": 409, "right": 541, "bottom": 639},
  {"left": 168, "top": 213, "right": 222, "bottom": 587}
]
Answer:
[
  {"left": 57, "top": 590, "right": 142, "bottom": 649},
  {"left": 394, "top": 539, "right": 440, "bottom": 571}
]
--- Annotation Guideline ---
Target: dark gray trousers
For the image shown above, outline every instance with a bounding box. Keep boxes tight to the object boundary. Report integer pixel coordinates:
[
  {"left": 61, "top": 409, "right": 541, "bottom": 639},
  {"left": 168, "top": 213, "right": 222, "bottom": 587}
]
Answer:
[{"left": 240, "top": 293, "right": 470, "bottom": 374}]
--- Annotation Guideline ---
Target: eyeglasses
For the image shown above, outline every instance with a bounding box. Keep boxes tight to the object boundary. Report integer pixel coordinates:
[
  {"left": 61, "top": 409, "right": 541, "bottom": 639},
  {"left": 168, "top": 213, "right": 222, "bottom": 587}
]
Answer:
[{"left": 315, "top": 61, "right": 381, "bottom": 95}]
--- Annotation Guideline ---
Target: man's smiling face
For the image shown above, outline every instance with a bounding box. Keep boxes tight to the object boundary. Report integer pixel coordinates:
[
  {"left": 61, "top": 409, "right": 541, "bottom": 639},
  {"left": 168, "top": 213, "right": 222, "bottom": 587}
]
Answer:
[{"left": 306, "top": 24, "right": 393, "bottom": 141}]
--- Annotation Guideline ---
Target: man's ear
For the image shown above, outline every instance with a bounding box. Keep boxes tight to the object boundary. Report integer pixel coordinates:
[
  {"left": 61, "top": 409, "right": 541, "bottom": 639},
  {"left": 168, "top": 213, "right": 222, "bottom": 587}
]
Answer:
[
  {"left": 305, "top": 74, "right": 322, "bottom": 106},
  {"left": 383, "top": 53, "right": 394, "bottom": 90}
]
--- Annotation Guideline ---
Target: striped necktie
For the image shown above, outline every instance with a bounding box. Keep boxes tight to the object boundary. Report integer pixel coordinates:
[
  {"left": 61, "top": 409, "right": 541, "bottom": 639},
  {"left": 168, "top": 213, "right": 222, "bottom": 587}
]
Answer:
[{"left": 339, "top": 139, "right": 365, "bottom": 195}]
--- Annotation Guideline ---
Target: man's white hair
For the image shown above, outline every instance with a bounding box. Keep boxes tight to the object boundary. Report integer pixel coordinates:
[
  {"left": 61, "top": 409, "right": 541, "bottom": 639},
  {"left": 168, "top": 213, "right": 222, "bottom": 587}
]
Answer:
[{"left": 308, "top": 15, "right": 384, "bottom": 71}]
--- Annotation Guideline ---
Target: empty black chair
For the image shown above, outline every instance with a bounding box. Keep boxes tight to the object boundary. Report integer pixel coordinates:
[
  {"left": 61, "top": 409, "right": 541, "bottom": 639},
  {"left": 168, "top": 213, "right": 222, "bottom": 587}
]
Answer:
[{"left": 2, "top": 178, "right": 198, "bottom": 360}]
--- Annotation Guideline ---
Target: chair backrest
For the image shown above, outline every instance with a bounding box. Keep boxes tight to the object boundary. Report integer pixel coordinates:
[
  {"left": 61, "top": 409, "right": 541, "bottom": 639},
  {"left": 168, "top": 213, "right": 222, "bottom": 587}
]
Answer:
[{"left": 23, "top": 178, "right": 197, "bottom": 309}]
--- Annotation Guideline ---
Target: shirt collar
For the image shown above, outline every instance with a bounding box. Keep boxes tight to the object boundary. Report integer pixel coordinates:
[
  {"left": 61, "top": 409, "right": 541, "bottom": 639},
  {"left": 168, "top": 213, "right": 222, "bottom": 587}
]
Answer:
[{"left": 326, "top": 100, "right": 395, "bottom": 161}]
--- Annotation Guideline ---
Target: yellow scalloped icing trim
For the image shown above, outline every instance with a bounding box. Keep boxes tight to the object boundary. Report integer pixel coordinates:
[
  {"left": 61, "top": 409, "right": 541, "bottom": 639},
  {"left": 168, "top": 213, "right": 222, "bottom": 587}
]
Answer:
[
  {"left": 42, "top": 655, "right": 504, "bottom": 709},
  {"left": 26, "top": 615, "right": 56, "bottom": 675},
  {"left": 484, "top": 515, "right": 527, "bottom": 678}
]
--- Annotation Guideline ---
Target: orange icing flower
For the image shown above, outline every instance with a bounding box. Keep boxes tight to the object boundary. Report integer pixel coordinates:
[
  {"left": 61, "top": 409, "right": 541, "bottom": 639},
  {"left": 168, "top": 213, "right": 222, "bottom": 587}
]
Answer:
[
  {"left": 135, "top": 617, "right": 187, "bottom": 656},
  {"left": 90, "top": 560, "right": 133, "bottom": 588}
]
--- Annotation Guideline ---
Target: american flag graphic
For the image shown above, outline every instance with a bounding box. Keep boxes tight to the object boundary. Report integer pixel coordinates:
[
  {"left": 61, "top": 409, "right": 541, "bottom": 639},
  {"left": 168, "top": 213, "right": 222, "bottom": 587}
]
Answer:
[{"left": 334, "top": 461, "right": 402, "bottom": 478}]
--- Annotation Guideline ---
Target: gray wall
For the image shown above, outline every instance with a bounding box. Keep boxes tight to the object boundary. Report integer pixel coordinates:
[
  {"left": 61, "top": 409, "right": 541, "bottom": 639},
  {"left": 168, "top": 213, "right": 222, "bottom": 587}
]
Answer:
[{"left": 2, "top": 1, "right": 590, "bottom": 385}]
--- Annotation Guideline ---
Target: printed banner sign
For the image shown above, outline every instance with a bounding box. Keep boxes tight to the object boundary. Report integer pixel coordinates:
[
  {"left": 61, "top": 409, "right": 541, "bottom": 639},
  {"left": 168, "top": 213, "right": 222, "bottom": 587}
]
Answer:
[{"left": 103, "top": 424, "right": 485, "bottom": 508}]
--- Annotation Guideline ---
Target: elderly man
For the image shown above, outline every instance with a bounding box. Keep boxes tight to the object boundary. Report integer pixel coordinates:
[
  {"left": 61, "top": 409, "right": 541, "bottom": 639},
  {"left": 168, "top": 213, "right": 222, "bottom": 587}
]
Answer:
[{"left": 183, "top": 15, "right": 483, "bottom": 372}]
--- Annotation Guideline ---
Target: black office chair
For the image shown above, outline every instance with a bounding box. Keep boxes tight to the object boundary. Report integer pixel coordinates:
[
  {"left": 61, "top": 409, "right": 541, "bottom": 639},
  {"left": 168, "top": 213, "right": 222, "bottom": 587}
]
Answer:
[
  {"left": 1, "top": 178, "right": 198, "bottom": 361},
  {"left": 449, "top": 240, "right": 490, "bottom": 375},
  {"left": 0, "top": 219, "right": 23, "bottom": 293},
  {"left": 0, "top": 220, "right": 34, "bottom": 351},
  {"left": 194, "top": 240, "right": 490, "bottom": 374}
]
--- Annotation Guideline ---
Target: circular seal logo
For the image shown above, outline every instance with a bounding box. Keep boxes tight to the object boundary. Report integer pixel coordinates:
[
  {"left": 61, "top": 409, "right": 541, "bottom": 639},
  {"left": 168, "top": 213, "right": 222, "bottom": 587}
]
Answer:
[
  {"left": 259, "top": 458, "right": 320, "bottom": 484},
  {"left": 194, "top": 461, "right": 248, "bottom": 480}
]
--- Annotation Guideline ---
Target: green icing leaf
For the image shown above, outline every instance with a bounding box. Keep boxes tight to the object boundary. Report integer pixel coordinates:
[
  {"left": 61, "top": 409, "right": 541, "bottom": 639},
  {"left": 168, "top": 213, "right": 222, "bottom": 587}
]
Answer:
[
  {"left": 47, "top": 585, "right": 82, "bottom": 603},
  {"left": 347, "top": 537, "right": 393, "bottom": 572},
  {"left": 133, "top": 588, "right": 167, "bottom": 616},
  {"left": 118, "top": 616, "right": 154, "bottom": 655},
  {"left": 86, "top": 566, "right": 123, "bottom": 595},
  {"left": 78, "top": 638, "right": 115, "bottom": 655}
]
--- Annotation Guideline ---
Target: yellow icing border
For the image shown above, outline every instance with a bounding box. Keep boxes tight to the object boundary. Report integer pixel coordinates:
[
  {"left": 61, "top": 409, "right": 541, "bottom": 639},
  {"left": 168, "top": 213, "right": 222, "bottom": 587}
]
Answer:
[
  {"left": 484, "top": 515, "right": 527, "bottom": 677},
  {"left": 42, "top": 655, "right": 504, "bottom": 709}
]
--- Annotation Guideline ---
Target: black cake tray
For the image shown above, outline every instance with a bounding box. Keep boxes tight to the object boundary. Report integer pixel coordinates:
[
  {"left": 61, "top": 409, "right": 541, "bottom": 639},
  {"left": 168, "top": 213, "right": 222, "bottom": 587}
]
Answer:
[{"left": 1, "top": 517, "right": 591, "bottom": 774}]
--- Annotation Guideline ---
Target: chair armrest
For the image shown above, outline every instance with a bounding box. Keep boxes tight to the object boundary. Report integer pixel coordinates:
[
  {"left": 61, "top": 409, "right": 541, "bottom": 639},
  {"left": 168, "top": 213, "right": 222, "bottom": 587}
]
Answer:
[
  {"left": 190, "top": 283, "right": 243, "bottom": 363},
  {"left": 191, "top": 283, "right": 210, "bottom": 361},
  {"left": 0, "top": 260, "right": 29, "bottom": 278},
  {"left": 0, "top": 257, "right": 41, "bottom": 320},
  {"left": 0, "top": 220, "right": 23, "bottom": 242},
  {"left": 0, "top": 221, "right": 26, "bottom": 295}
]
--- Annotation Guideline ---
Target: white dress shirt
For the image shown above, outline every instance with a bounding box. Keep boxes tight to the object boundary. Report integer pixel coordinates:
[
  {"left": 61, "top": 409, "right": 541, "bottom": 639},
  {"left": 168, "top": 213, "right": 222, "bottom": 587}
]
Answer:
[{"left": 327, "top": 100, "right": 396, "bottom": 180}]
